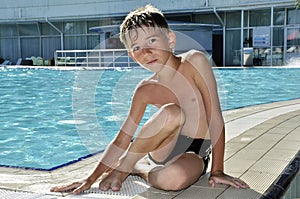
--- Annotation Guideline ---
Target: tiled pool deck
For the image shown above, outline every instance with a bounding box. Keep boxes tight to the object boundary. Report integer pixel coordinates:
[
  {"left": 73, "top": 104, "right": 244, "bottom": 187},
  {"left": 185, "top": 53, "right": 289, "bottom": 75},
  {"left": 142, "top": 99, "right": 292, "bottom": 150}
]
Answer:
[{"left": 1, "top": 98, "right": 300, "bottom": 199}]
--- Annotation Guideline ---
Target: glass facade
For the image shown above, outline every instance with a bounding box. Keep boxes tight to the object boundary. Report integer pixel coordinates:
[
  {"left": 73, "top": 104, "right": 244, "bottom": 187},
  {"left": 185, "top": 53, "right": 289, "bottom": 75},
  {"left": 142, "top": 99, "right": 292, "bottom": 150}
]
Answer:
[
  {"left": 221, "top": 7, "right": 299, "bottom": 66},
  {"left": 225, "top": 30, "right": 241, "bottom": 65},
  {"left": 0, "top": 6, "right": 299, "bottom": 66},
  {"left": 193, "top": 13, "right": 223, "bottom": 25},
  {"left": 287, "top": 9, "right": 300, "bottom": 24},
  {"left": 273, "top": 8, "right": 285, "bottom": 26},
  {"left": 227, "top": 12, "right": 241, "bottom": 28},
  {"left": 250, "top": 9, "right": 271, "bottom": 26},
  {"left": 0, "top": 21, "right": 104, "bottom": 62}
]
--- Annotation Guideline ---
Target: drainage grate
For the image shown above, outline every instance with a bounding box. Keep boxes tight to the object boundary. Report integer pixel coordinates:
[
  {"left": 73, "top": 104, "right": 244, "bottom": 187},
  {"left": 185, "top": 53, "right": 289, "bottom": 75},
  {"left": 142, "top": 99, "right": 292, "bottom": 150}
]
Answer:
[
  {"left": 80, "top": 175, "right": 150, "bottom": 198},
  {"left": 0, "top": 189, "right": 52, "bottom": 199},
  {"left": 0, "top": 175, "right": 149, "bottom": 199}
]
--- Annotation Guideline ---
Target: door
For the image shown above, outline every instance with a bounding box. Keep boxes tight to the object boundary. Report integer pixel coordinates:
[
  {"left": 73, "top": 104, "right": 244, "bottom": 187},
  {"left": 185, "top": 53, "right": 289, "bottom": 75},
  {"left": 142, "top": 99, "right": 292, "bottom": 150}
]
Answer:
[{"left": 212, "top": 33, "right": 223, "bottom": 66}]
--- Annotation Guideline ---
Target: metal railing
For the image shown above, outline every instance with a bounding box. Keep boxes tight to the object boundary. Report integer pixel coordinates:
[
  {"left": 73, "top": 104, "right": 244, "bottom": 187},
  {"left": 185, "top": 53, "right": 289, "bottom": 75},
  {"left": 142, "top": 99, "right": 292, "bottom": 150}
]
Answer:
[{"left": 54, "top": 49, "right": 138, "bottom": 68}]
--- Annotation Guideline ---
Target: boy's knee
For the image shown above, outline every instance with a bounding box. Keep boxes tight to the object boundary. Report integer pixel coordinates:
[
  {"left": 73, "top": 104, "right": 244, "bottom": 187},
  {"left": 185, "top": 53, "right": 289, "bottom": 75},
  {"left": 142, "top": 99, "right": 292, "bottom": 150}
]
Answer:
[
  {"left": 161, "top": 103, "right": 185, "bottom": 129},
  {"left": 150, "top": 168, "right": 191, "bottom": 191},
  {"left": 166, "top": 171, "right": 190, "bottom": 190}
]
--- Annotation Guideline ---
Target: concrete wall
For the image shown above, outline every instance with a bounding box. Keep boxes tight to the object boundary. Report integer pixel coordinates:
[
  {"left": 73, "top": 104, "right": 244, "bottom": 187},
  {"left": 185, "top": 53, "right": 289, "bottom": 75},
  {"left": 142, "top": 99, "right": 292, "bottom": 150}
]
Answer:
[
  {"left": 0, "top": 0, "right": 206, "bottom": 22},
  {"left": 0, "top": 0, "right": 295, "bottom": 23},
  {"left": 208, "top": 0, "right": 295, "bottom": 8}
]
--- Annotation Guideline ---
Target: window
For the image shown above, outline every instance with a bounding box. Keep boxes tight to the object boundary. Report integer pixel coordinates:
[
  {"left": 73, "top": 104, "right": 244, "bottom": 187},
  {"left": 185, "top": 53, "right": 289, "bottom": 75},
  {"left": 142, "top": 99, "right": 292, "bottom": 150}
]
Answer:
[
  {"left": 18, "top": 23, "right": 40, "bottom": 36},
  {"left": 250, "top": 9, "right": 271, "bottom": 26},
  {"left": 194, "top": 13, "right": 224, "bottom": 26},
  {"left": 273, "top": 8, "right": 285, "bottom": 26},
  {"left": 41, "top": 22, "right": 62, "bottom": 36},
  {"left": 287, "top": 9, "right": 300, "bottom": 25},
  {"left": 225, "top": 30, "right": 241, "bottom": 65},
  {"left": 0, "top": 24, "right": 18, "bottom": 37},
  {"left": 226, "top": 12, "right": 241, "bottom": 28},
  {"left": 273, "top": 27, "right": 284, "bottom": 46},
  {"left": 63, "top": 21, "right": 86, "bottom": 35}
]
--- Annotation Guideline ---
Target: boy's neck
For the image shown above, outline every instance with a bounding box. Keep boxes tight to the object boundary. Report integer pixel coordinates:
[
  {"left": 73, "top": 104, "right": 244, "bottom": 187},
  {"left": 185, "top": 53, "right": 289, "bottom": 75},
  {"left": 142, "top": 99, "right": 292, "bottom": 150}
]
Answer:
[{"left": 156, "top": 55, "right": 181, "bottom": 82}]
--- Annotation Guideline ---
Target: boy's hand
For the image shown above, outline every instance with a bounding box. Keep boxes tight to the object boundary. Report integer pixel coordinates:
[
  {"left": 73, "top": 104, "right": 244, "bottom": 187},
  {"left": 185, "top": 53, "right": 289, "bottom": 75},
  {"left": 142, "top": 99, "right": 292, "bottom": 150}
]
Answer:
[
  {"left": 50, "top": 179, "right": 93, "bottom": 195},
  {"left": 209, "top": 171, "right": 249, "bottom": 189}
]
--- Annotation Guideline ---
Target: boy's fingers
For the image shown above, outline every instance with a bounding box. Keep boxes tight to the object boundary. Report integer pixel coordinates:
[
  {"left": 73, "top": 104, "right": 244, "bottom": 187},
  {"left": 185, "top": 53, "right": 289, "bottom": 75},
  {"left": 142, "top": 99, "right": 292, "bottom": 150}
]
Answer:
[
  {"left": 208, "top": 178, "right": 216, "bottom": 187},
  {"left": 209, "top": 176, "right": 249, "bottom": 189},
  {"left": 73, "top": 183, "right": 91, "bottom": 195},
  {"left": 50, "top": 182, "right": 82, "bottom": 192},
  {"left": 230, "top": 178, "right": 249, "bottom": 188},
  {"left": 236, "top": 179, "right": 249, "bottom": 188},
  {"left": 223, "top": 178, "right": 243, "bottom": 188}
]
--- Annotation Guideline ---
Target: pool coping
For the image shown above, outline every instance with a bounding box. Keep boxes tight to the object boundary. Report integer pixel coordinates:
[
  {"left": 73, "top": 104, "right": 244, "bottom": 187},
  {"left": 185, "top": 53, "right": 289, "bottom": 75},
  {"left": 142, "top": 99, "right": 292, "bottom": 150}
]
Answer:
[
  {"left": 0, "top": 98, "right": 300, "bottom": 198},
  {"left": 260, "top": 150, "right": 300, "bottom": 199},
  {"left": 2, "top": 65, "right": 300, "bottom": 71}
]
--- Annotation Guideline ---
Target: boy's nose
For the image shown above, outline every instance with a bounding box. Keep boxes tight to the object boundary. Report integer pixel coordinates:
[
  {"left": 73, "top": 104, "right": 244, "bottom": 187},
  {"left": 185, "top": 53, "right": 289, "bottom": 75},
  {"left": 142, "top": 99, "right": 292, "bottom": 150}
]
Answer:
[{"left": 142, "top": 47, "right": 152, "bottom": 54}]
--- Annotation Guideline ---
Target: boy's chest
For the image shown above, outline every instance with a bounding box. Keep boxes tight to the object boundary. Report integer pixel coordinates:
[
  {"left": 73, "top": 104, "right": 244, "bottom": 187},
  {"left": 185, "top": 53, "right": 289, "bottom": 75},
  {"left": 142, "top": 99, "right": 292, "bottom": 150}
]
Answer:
[{"left": 145, "top": 79, "right": 203, "bottom": 108}]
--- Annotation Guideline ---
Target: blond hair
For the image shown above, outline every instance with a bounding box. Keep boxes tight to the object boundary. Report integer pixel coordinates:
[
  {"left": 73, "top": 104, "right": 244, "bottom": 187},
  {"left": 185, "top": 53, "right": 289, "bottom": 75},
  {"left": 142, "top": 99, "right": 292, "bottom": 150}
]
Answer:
[{"left": 119, "top": 4, "right": 170, "bottom": 48}]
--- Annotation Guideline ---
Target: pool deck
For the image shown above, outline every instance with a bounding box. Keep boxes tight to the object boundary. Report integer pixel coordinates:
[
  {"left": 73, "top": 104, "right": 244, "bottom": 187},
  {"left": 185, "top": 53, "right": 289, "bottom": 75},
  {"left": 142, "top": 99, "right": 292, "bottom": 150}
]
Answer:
[{"left": 0, "top": 98, "right": 300, "bottom": 199}]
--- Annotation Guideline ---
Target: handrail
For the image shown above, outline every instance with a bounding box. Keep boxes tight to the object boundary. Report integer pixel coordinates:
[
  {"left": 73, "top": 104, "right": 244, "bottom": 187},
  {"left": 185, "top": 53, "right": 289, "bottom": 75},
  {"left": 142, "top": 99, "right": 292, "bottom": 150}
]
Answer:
[{"left": 54, "top": 49, "right": 138, "bottom": 68}]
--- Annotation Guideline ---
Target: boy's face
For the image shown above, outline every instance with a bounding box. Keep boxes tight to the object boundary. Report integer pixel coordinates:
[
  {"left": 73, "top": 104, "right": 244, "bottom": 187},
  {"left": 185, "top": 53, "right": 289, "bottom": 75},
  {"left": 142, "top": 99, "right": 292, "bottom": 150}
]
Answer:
[{"left": 126, "top": 26, "right": 176, "bottom": 72}]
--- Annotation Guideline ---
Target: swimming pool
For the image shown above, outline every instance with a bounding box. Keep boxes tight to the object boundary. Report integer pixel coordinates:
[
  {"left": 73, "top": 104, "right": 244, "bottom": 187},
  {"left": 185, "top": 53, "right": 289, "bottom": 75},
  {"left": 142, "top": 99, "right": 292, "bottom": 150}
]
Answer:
[{"left": 0, "top": 67, "right": 300, "bottom": 170}]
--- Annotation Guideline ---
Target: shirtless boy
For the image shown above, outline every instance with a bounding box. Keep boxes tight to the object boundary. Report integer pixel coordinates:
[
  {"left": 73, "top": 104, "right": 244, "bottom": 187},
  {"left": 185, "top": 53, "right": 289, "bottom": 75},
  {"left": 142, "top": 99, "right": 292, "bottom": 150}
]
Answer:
[{"left": 51, "top": 4, "right": 249, "bottom": 194}]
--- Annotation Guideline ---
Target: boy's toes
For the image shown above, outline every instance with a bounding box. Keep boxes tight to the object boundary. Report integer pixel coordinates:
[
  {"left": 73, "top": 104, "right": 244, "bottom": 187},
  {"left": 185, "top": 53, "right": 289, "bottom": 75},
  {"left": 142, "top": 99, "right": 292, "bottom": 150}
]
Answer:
[
  {"left": 111, "top": 181, "right": 122, "bottom": 192},
  {"left": 99, "top": 181, "right": 111, "bottom": 191}
]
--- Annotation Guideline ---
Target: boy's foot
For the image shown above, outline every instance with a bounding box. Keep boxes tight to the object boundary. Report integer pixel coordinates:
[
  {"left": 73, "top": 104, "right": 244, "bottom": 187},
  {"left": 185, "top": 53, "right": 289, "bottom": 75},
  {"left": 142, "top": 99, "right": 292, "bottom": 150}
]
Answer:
[
  {"left": 99, "top": 169, "right": 129, "bottom": 192},
  {"left": 132, "top": 156, "right": 164, "bottom": 181}
]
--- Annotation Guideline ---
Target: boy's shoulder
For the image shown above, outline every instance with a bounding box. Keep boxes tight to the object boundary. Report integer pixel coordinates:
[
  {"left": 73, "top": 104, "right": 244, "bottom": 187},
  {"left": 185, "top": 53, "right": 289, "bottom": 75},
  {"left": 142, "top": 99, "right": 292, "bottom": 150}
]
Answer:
[
  {"left": 179, "top": 49, "right": 211, "bottom": 71},
  {"left": 136, "top": 74, "right": 157, "bottom": 88},
  {"left": 133, "top": 75, "right": 160, "bottom": 99},
  {"left": 180, "top": 49, "right": 208, "bottom": 63}
]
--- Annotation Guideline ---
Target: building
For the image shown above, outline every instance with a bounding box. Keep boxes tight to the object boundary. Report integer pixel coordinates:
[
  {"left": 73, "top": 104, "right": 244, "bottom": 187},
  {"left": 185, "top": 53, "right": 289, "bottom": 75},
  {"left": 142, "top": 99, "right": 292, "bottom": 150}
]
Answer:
[{"left": 0, "top": 0, "right": 299, "bottom": 66}]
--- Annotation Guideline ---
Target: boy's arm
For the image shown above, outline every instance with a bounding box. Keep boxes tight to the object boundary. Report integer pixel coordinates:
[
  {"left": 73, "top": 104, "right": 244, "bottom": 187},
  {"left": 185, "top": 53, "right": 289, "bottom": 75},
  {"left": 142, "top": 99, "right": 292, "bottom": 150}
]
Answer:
[
  {"left": 191, "top": 51, "right": 248, "bottom": 188},
  {"left": 51, "top": 86, "right": 147, "bottom": 194},
  {"left": 86, "top": 88, "right": 147, "bottom": 182},
  {"left": 190, "top": 52, "right": 224, "bottom": 173}
]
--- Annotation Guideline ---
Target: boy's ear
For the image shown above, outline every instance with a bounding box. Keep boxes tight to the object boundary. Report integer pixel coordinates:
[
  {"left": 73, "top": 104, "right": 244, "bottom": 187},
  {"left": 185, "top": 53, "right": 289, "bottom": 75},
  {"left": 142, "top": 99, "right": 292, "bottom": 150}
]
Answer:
[{"left": 168, "top": 31, "right": 176, "bottom": 49}]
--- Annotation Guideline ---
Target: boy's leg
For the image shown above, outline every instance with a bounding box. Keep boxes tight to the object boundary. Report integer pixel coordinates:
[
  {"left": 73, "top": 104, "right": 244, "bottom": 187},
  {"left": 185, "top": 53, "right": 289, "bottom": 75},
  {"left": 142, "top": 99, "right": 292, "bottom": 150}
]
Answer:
[
  {"left": 99, "top": 103, "right": 185, "bottom": 191},
  {"left": 146, "top": 153, "right": 204, "bottom": 190}
]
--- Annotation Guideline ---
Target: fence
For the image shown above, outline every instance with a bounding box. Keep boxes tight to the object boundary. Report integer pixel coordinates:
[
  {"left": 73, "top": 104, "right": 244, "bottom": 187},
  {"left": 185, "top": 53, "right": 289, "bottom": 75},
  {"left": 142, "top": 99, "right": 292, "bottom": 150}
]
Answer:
[{"left": 54, "top": 49, "right": 138, "bottom": 68}]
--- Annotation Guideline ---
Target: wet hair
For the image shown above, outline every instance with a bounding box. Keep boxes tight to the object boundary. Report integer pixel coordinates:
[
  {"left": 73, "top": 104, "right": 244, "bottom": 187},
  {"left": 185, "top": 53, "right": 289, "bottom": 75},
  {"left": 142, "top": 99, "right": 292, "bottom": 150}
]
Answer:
[{"left": 120, "top": 4, "right": 171, "bottom": 48}]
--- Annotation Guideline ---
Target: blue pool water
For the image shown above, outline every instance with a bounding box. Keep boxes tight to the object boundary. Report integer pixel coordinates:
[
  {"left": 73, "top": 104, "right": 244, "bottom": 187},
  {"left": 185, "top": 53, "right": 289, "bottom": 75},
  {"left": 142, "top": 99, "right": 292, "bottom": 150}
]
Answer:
[{"left": 0, "top": 67, "right": 300, "bottom": 170}]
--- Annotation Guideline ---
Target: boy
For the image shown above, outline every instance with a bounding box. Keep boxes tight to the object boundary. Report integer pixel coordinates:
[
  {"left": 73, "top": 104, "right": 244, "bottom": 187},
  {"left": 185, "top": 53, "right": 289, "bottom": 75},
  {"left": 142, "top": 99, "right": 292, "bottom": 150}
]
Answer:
[{"left": 51, "top": 4, "right": 248, "bottom": 194}]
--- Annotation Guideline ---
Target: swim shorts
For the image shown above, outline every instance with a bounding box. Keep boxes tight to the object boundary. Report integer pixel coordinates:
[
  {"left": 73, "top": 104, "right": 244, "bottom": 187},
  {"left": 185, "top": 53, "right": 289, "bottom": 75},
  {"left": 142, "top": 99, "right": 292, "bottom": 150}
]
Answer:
[{"left": 148, "top": 134, "right": 212, "bottom": 175}]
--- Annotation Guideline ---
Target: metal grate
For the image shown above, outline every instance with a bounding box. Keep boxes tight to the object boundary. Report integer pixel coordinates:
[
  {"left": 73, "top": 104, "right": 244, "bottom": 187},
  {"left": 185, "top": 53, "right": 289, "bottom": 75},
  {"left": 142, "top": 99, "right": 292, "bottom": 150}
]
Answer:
[
  {"left": 81, "top": 175, "right": 149, "bottom": 198},
  {"left": 0, "top": 175, "right": 149, "bottom": 199},
  {"left": 0, "top": 189, "right": 50, "bottom": 199}
]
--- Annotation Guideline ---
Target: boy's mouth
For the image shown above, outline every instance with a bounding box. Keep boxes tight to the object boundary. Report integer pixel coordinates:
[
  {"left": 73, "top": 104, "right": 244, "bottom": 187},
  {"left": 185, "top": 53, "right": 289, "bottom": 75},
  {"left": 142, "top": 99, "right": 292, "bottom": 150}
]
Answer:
[{"left": 146, "top": 59, "right": 158, "bottom": 65}]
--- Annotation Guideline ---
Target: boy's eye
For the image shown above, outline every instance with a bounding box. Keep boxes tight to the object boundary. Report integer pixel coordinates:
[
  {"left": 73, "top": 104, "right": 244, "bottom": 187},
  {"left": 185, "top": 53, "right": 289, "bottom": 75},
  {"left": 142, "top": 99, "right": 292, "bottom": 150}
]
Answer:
[
  {"left": 149, "top": 38, "right": 156, "bottom": 44},
  {"left": 132, "top": 46, "right": 140, "bottom": 52}
]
